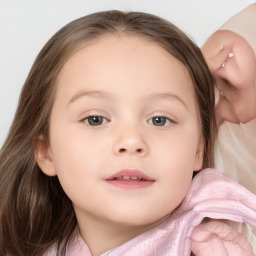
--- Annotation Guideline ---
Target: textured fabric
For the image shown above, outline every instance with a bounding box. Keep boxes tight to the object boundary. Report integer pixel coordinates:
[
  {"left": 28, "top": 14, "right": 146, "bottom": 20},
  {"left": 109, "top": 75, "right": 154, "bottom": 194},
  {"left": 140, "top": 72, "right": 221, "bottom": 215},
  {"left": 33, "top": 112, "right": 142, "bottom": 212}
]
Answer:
[
  {"left": 215, "top": 119, "right": 256, "bottom": 250},
  {"left": 45, "top": 169, "right": 256, "bottom": 256}
]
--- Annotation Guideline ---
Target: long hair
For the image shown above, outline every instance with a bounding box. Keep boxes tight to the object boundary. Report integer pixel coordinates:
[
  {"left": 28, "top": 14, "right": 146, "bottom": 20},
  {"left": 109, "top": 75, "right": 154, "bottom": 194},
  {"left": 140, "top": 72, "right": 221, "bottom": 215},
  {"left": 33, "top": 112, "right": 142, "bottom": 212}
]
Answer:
[{"left": 0, "top": 10, "right": 216, "bottom": 256}]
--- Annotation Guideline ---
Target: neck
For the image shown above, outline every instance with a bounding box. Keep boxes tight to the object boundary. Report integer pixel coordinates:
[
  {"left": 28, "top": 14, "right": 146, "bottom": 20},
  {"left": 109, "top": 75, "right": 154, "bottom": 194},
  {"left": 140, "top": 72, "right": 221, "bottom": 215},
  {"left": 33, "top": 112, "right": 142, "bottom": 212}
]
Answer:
[{"left": 75, "top": 212, "right": 168, "bottom": 256}]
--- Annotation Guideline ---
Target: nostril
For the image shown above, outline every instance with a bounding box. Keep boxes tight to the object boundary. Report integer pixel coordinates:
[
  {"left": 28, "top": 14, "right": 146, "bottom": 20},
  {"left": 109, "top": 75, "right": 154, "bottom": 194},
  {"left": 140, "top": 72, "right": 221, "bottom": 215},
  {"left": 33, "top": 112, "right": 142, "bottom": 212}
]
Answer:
[{"left": 118, "top": 148, "right": 143, "bottom": 154}]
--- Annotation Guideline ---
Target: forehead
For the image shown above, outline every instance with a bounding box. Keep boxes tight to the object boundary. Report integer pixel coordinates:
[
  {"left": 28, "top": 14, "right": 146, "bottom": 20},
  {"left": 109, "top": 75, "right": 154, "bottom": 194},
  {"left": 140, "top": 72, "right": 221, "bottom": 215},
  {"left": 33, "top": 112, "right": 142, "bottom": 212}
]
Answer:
[
  {"left": 55, "top": 34, "right": 197, "bottom": 107},
  {"left": 59, "top": 34, "right": 184, "bottom": 74}
]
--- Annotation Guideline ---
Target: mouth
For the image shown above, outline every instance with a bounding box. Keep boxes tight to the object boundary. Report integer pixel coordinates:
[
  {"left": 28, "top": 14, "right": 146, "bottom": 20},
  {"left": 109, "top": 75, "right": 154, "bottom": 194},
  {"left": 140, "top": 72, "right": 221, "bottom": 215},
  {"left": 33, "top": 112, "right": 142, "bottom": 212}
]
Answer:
[{"left": 105, "top": 169, "right": 155, "bottom": 189}]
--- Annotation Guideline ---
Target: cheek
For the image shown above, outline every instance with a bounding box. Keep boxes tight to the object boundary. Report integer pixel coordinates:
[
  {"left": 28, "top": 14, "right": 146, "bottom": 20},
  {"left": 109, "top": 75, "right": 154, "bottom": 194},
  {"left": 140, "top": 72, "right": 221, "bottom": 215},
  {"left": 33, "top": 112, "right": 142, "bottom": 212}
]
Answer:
[
  {"left": 152, "top": 132, "right": 198, "bottom": 184},
  {"left": 152, "top": 160, "right": 193, "bottom": 219},
  {"left": 154, "top": 129, "right": 199, "bottom": 169},
  {"left": 154, "top": 127, "right": 199, "bottom": 189},
  {"left": 48, "top": 128, "right": 97, "bottom": 192},
  {"left": 158, "top": 145, "right": 194, "bottom": 192}
]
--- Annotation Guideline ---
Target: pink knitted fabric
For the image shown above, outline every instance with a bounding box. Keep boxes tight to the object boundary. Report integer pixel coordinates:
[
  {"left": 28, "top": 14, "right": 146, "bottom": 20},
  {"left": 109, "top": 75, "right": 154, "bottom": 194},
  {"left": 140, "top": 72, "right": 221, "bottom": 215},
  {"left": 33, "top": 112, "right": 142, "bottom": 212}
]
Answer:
[{"left": 45, "top": 168, "right": 256, "bottom": 255}]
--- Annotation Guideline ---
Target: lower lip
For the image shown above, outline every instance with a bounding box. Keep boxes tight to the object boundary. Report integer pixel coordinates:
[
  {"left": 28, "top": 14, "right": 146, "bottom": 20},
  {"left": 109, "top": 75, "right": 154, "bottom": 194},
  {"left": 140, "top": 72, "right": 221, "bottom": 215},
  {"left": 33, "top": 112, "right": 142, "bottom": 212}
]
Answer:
[{"left": 105, "top": 180, "right": 155, "bottom": 189}]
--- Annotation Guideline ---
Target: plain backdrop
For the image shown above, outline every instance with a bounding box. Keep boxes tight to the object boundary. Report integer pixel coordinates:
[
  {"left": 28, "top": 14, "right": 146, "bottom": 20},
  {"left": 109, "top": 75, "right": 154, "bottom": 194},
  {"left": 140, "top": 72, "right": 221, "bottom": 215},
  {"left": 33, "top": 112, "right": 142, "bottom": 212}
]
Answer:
[{"left": 0, "top": 0, "right": 254, "bottom": 146}]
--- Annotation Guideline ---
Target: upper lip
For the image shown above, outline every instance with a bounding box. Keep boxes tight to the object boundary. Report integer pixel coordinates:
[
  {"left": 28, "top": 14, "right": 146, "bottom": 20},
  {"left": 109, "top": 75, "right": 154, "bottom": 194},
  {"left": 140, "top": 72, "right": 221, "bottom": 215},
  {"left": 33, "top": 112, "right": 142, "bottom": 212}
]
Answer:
[{"left": 105, "top": 169, "right": 155, "bottom": 181}]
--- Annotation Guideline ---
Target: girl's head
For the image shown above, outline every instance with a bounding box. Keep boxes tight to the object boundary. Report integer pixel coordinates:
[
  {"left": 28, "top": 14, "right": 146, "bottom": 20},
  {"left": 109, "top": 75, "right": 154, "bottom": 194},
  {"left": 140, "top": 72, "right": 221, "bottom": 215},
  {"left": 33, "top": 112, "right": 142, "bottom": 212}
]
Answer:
[{"left": 0, "top": 10, "right": 215, "bottom": 255}]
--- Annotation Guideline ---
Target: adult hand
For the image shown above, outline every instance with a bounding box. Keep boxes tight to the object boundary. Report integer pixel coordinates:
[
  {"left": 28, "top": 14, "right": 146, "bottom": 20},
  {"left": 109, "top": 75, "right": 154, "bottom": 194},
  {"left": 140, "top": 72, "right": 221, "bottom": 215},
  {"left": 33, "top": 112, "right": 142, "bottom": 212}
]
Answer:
[
  {"left": 191, "top": 220, "right": 254, "bottom": 256},
  {"left": 201, "top": 30, "right": 256, "bottom": 126}
]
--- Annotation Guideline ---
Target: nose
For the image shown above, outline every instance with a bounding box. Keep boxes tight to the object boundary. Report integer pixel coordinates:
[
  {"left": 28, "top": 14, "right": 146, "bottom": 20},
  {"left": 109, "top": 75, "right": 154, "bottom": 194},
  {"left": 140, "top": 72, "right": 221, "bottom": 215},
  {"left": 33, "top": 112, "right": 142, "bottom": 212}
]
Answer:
[{"left": 112, "top": 125, "right": 148, "bottom": 157}]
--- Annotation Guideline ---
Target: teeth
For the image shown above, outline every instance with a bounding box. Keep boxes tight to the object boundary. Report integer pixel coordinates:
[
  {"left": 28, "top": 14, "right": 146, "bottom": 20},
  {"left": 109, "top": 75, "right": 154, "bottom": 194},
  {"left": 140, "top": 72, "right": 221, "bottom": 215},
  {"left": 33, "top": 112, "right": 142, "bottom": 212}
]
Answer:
[{"left": 115, "top": 176, "right": 144, "bottom": 180}]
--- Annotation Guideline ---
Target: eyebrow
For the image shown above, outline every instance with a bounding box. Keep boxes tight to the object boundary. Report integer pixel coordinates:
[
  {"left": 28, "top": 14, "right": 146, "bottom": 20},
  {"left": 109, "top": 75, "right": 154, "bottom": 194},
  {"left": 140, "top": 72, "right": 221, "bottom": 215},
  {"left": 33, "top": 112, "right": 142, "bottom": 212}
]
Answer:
[
  {"left": 67, "top": 90, "right": 111, "bottom": 105},
  {"left": 67, "top": 90, "right": 188, "bottom": 110},
  {"left": 148, "top": 93, "right": 188, "bottom": 110}
]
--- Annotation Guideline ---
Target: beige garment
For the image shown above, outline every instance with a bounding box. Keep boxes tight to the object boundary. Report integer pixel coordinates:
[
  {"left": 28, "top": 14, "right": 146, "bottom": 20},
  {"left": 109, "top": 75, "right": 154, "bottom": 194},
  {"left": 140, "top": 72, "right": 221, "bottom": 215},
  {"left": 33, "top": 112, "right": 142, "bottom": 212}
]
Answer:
[
  {"left": 215, "top": 119, "right": 256, "bottom": 194},
  {"left": 215, "top": 118, "right": 256, "bottom": 251},
  {"left": 220, "top": 3, "right": 256, "bottom": 54}
]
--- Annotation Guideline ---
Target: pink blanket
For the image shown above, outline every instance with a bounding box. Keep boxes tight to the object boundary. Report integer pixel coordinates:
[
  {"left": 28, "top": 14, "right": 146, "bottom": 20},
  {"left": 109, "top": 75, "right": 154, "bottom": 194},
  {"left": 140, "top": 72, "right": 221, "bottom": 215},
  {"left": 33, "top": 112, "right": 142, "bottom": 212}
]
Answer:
[{"left": 46, "top": 169, "right": 256, "bottom": 255}]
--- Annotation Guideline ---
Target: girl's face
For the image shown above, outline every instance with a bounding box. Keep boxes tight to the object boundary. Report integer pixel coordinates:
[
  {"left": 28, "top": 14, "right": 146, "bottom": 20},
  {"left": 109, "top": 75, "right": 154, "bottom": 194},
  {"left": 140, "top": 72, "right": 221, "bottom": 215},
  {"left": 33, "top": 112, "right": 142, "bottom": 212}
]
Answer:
[{"left": 37, "top": 35, "right": 203, "bottom": 231}]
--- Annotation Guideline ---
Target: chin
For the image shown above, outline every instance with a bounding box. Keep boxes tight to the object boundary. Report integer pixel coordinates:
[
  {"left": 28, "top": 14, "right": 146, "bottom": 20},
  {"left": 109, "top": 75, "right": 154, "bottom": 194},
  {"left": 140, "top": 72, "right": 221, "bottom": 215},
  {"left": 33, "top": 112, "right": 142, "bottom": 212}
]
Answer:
[{"left": 108, "top": 209, "right": 170, "bottom": 229}]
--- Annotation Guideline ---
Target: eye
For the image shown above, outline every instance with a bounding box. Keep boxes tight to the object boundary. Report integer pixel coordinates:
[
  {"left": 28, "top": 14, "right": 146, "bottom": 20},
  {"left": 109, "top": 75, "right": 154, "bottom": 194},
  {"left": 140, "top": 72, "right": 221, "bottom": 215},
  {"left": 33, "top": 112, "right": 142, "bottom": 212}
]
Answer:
[
  {"left": 83, "top": 116, "right": 108, "bottom": 126},
  {"left": 148, "top": 116, "right": 173, "bottom": 126}
]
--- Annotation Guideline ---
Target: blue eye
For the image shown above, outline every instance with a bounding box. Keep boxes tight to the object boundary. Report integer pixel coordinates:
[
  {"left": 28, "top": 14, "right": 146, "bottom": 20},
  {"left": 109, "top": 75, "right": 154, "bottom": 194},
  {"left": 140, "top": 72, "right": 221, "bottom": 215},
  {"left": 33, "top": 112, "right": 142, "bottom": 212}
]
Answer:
[
  {"left": 83, "top": 116, "right": 107, "bottom": 126},
  {"left": 148, "top": 116, "right": 173, "bottom": 126}
]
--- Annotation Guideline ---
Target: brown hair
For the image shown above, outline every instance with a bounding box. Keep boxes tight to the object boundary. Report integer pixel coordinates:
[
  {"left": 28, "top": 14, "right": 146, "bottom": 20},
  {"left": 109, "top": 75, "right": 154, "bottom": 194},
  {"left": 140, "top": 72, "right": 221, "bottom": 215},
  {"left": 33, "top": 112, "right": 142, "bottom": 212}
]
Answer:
[{"left": 0, "top": 10, "right": 216, "bottom": 256}]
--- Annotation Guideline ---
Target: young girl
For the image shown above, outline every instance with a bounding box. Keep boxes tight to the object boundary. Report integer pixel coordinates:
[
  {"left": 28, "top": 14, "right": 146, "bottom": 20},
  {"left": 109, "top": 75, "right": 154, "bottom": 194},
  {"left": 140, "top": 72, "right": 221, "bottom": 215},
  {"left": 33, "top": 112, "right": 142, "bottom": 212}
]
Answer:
[{"left": 0, "top": 10, "right": 255, "bottom": 256}]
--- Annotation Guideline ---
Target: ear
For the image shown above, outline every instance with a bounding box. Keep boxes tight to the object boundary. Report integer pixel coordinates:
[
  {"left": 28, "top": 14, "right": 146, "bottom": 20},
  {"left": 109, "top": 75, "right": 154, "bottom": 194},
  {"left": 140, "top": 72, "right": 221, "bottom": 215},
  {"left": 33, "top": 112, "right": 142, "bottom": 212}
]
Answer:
[
  {"left": 193, "top": 136, "right": 204, "bottom": 171},
  {"left": 34, "top": 135, "right": 57, "bottom": 176}
]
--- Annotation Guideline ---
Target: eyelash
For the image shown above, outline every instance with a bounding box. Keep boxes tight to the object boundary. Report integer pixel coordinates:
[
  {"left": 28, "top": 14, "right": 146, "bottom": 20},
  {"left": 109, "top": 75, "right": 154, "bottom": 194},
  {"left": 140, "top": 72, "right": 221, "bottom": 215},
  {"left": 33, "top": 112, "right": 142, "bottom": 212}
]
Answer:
[
  {"left": 82, "top": 115, "right": 109, "bottom": 126},
  {"left": 81, "top": 115, "right": 175, "bottom": 127},
  {"left": 147, "top": 116, "right": 175, "bottom": 127}
]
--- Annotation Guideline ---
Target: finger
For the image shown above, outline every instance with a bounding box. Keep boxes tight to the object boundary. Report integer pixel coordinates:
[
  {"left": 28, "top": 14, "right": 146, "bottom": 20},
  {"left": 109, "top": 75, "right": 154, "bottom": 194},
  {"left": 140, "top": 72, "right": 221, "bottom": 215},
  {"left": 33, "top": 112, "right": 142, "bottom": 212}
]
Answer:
[
  {"left": 201, "top": 37, "right": 229, "bottom": 72},
  {"left": 191, "top": 221, "right": 254, "bottom": 255},
  {"left": 216, "top": 51, "right": 245, "bottom": 93},
  {"left": 191, "top": 235, "right": 228, "bottom": 256},
  {"left": 192, "top": 221, "right": 238, "bottom": 241}
]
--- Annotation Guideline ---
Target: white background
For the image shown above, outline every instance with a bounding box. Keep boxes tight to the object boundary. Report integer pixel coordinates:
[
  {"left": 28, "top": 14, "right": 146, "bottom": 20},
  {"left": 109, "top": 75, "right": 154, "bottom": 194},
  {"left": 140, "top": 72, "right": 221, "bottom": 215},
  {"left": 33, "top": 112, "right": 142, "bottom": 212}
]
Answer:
[{"left": 0, "top": 0, "right": 254, "bottom": 146}]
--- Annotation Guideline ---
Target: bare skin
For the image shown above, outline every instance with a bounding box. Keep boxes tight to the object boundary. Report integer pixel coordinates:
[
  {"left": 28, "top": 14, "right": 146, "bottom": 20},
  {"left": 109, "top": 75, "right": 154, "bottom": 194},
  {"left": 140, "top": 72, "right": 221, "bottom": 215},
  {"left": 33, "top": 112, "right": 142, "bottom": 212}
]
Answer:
[
  {"left": 191, "top": 220, "right": 254, "bottom": 256},
  {"left": 202, "top": 30, "right": 256, "bottom": 126}
]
